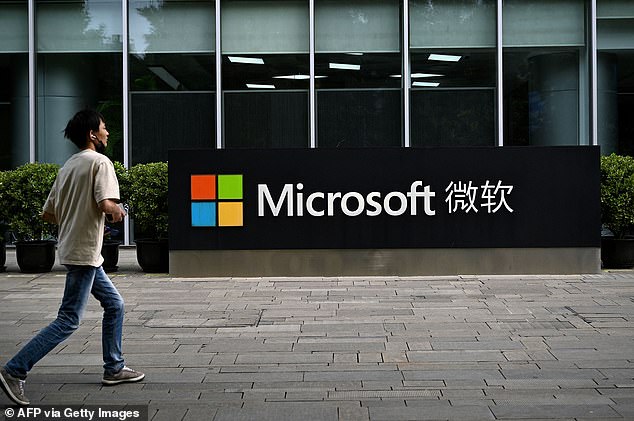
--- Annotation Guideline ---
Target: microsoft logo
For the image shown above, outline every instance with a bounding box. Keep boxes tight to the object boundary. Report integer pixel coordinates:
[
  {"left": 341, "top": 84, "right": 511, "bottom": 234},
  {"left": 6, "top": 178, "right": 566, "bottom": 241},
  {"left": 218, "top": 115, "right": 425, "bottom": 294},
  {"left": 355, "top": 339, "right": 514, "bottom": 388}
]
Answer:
[{"left": 190, "top": 174, "right": 243, "bottom": 227}]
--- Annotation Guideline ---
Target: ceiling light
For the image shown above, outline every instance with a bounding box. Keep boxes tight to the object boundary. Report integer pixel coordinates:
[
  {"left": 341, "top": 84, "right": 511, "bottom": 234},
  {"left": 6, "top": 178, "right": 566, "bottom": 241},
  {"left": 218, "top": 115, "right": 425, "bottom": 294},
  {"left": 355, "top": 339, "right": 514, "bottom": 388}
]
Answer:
[
  {"left": 246, "top": 83, "right": 275, "bottom": 89},
  {"left": 329, "top": 63, "right": 361, "bottom": 70},
  {"left": 428, "top": 54, "right": 461, "bottom": 62},
  {"left": 389, "top": 74, "right": 402, "bottom": 78},
  {"left": 229, "top": 56, "right": 264, "bottom": 65},
  {"left": 411, "top": 73, "right": 443, "bottom": 78},
  {"left": 413, "top": 81, "right": 440, "bottom": 87},
  {"left": 148, "top": 66, "right": 181, "bottom": 90},
  {"left": 273, "top": 75, "right": 310, "bottom": 80},
  {"left": 272, "top": 75, "right": 327, "bottom": 80}
]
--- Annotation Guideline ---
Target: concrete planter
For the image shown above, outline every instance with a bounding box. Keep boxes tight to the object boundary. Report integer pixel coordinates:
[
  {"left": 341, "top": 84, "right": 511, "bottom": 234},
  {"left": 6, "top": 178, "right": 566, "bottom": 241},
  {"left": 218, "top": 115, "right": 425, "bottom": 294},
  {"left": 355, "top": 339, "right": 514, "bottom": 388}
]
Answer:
[
  {"left": 101, "top": 240, "right": 120, "bottom": 272},
  {"left": 0, "top": 242, "right": 5, "bottom": 272},
  {"left": 135, "top": 239, "right": 169, "bottom": 273},
  {"left": 601, "top": 237, "right": 634, "bottom": 269},
  {"left": 15, "top": 240, "right": 56, "bottom": 273}
]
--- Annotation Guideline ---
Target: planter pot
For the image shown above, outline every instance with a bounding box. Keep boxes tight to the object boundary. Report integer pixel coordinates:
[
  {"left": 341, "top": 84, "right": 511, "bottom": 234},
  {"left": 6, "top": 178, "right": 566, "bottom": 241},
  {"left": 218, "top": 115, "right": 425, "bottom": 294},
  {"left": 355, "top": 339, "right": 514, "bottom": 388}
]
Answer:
[
  {"left": 135, "top": 239, "right": 169, "bottom": 273},
  {"left": 0, "top": 242, "right": 6, "bottom": 272},
  {"left": 15, "top": 240, "right": 57, "bottom": 273},
  {"left": 601, "top": 237, "right": 634, "bottom": 269},
  {"left": 101, "top": 240, "right": 120, "bottom": 272}
]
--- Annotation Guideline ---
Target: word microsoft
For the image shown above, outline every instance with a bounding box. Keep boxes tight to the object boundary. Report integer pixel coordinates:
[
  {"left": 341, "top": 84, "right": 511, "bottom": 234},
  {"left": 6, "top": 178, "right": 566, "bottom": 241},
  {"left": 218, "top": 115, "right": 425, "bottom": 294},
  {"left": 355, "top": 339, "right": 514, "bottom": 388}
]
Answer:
[{"left": 258, "top": 181, "right": 436, "bottom": 217}]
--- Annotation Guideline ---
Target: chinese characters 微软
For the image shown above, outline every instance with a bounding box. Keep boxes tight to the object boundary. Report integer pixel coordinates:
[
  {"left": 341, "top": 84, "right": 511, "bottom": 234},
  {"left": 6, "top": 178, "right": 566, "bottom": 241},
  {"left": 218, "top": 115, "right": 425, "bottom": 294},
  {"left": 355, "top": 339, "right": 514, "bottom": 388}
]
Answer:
[{"left": 445, "top": 180, "right": 514, "bottom": 214}]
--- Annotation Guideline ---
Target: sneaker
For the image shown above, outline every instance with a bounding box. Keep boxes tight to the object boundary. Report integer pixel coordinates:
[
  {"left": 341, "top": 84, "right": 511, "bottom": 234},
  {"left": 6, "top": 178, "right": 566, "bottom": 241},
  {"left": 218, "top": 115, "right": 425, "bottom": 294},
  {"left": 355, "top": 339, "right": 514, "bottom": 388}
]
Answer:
[
  {"left": 102, "top": 366, "right": 145, "bottom": 385},
  {"left": 0, "top": 368, "right": 29, "bottom": 406}
]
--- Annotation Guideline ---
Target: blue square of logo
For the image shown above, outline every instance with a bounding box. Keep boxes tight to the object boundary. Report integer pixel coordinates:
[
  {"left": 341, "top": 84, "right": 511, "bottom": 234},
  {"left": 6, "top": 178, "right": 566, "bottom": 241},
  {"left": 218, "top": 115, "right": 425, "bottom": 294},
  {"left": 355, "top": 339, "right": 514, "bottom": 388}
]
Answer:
[{"left": 191, "top": 202, "right": 216, "bottom": 227}]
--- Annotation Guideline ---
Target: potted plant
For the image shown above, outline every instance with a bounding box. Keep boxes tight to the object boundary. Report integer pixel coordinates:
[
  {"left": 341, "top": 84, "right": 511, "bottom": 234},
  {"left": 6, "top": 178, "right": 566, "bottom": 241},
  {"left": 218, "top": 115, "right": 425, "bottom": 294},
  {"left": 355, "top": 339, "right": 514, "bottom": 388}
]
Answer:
[
  {"left": 100, "top": 162, "right": 129, "bottom": 272},
  {"left": 127, "top": 162, "right": 168, "bottom": 272},
  {"left": 0, "top": 231, "right": 5, "bottom": 272},
  {"left": 0, "top": 170, "right": 8, "bottom": 272},
  {"left": 101, "top": 225, "right": 121, "bottom": 272},
  {"left": 600, "top": 153, "right": 634, "bottom": 268},
  {"left": 2, "top": 163, "right": 59, "bottom": 273}
]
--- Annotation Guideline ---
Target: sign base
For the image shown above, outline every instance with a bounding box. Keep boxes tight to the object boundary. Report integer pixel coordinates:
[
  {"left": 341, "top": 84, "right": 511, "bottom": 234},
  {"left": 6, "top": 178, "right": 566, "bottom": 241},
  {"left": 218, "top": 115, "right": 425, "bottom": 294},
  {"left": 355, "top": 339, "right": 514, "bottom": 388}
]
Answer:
[{"left": 169, "top": 248, "right": 600, "bottom": 277}]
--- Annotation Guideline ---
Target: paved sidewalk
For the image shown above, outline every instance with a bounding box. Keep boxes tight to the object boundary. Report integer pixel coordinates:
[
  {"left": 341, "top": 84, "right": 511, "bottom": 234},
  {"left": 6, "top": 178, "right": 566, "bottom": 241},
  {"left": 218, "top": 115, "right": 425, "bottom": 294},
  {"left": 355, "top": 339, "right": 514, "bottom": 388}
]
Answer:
[{"left": 1, "top": 248, "right": 634, "bottom": 420}]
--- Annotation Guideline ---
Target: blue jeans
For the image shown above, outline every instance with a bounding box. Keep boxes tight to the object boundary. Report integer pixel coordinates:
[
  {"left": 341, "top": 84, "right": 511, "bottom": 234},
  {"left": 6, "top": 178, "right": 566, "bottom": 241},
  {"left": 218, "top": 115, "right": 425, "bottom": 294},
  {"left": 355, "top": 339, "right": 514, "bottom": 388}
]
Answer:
[{"left": 4, "top": 266, "right": 125, "bottom": 379}]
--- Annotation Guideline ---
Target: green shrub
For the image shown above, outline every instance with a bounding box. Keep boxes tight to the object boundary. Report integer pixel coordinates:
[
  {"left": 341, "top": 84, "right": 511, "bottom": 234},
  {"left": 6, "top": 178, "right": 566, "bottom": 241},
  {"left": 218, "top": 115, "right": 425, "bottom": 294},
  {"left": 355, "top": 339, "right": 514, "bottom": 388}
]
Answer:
[
  {"left": 113, "top": 161, "right": 130, "bottom": 203},
  {"left": 1, "top": 163, "right": 59, "bottom": 241},
  {"left": 600, "top": 153, "right": 634, "bottom": 239},
  {"left": 0, "top": 170, "right": 9, "bottom": 241},
  {"left": 127, "top": 162, "right": 168, "bottom": 239}
]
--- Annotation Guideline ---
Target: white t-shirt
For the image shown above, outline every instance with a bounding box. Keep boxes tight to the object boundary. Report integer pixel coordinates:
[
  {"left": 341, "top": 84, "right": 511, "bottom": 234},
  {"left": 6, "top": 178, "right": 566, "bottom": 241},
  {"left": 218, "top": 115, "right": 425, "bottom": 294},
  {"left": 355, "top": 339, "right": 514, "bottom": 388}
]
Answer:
[{"left": 43, "top": 149, "right": 120, "bottom": 267}]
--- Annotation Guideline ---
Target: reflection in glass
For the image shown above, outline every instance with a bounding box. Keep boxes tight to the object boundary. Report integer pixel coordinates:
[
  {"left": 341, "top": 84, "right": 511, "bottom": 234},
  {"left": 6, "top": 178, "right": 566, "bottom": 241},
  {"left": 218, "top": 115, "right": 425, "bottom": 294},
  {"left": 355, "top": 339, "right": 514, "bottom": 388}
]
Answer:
[
  {"left": 597, "top": 52, "right": 634, "bottom": 156},
  {"left": 316, "top": 0, "right": 401, "bottom": 148},
  {"left": 503, "top": 0, "right": 586, "bottom": 146},
  {"left": 222, "top": 0, "right": 309, "bottom": 148},
  {"left": 36, "top": 0, "right": 123, "bottom": 165},
  {"left": 129, "top": 0, "right": 215, "bottom": 163},
  {"left": 597, "top": 2, "right": 634, "bottom": 156},
  {"left": 0, "top": 0, "right": 28, "bottom": 169},
  {"left": 409, "top": 0, "right": 496, "bottom": 147},
  {"left": 315, "top": 53, "right": 400, "bottom": 148},
  {"left": 37, "top": 0, "right": 122, "bottom": 52},
  {"left": 410, "top": 50, "right": 496, "bottom": 147},
  {"left": 504, "top": 50, "right": 580, "bottom": 146},
  {"left": 410, "top": 0, "right": 496, "bottom": 49}
]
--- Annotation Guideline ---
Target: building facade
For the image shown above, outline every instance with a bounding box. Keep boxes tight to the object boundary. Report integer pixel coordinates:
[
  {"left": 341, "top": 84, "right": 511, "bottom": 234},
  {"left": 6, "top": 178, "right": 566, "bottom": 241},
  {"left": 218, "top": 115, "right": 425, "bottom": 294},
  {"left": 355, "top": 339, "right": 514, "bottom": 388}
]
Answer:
[{"left": 1, "top": 0, "right": 632, "bottom": 165}]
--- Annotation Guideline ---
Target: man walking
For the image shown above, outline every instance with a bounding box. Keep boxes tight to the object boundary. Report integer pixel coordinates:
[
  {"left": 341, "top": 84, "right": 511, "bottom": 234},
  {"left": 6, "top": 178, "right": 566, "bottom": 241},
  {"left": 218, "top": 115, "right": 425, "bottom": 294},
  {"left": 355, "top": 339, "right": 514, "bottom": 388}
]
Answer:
[{"left": 0, "top": 109, "right": 144, "bottom": 406}]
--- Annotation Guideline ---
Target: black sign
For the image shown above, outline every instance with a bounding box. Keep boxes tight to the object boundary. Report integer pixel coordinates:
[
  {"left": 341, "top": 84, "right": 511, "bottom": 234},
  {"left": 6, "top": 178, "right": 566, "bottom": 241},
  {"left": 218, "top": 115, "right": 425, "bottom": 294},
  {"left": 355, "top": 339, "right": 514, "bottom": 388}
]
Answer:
[{"left": 168, "top": 147, "right": 600, "bottom": 250}]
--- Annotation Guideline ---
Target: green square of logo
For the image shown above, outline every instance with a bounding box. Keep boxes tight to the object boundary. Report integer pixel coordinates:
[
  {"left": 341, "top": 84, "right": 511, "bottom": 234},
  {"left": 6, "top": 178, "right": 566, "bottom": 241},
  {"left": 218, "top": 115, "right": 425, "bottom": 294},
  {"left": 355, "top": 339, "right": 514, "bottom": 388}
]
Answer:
[{"left": 218, "top": 174, "right": 243, "bottom": 199}]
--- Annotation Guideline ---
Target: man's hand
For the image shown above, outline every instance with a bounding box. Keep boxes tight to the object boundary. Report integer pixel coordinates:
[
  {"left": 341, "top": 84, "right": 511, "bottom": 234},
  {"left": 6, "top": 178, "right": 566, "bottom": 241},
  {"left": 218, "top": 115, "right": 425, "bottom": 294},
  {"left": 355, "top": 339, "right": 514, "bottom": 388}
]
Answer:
[
  {"left": 41, "top": 211, "right": 57, "bottom": 224},
  {"left": 99, "top": 199, "right": 126, "bottom": 223}
]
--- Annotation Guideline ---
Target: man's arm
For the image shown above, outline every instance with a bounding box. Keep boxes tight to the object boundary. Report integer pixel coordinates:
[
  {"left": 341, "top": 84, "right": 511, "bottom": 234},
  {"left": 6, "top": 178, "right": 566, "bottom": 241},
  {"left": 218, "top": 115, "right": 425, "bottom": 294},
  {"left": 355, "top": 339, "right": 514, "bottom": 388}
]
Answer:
[{"left": 99, "top": 199, "right": 126, "bottom": 223}]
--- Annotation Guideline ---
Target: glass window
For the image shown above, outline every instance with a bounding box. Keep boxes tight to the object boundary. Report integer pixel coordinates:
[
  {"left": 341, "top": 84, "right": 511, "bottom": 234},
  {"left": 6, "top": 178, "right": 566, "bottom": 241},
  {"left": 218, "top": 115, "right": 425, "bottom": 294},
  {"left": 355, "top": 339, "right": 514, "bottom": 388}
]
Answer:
[
  {"left": 0, "top": 0, "right": 28, "bottom": 169},
  {"left": 222, "top": 0, "right": 309, "bottom": 148},
  {"left": 409, "top": 0, "right": 496, "bottom": 147},
  {"left": 316, "top": 0, "right": 401, "bottom": 148},
  {"left": 597, "top": 0, "right": 634, "bottom": 156},
  {"left": 503, "top": 0, "right": 587, "bottom": 146},
  {"left": 129, "top": 0, "right": 215, "bottom": 163},
  {"left": 36, "top": 0, "right": 123, "bottom": 164}
]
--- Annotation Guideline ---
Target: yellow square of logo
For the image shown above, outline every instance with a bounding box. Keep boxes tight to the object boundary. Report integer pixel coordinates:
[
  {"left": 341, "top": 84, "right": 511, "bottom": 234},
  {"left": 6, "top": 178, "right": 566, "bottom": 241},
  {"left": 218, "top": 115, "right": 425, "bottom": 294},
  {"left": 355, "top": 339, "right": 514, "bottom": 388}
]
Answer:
[{"left": 218, "top": 202, "right": 243, "bottom": 227}]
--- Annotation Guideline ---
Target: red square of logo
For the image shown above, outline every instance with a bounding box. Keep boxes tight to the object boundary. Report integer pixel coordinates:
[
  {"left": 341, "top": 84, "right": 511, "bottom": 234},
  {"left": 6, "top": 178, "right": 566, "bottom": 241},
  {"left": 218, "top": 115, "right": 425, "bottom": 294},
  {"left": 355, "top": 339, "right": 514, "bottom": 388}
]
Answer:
[{"left": 191, "top": 175, "right": 216, "bottom": 200}]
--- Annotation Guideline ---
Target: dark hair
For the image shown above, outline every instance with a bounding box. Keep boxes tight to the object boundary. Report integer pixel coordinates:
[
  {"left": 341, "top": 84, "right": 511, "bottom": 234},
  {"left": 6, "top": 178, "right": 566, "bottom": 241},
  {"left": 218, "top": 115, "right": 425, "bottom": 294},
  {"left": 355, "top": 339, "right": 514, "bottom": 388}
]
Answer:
[{"left": 63, "top": 109, "right": 104, "bottom": 148}]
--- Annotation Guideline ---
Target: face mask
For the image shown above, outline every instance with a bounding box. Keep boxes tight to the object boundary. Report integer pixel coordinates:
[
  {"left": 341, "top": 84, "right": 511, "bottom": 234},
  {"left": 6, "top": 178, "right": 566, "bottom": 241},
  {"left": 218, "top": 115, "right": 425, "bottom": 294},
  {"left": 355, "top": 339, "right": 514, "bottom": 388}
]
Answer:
[
  {"left": 95, "top": 141, "right": 106, "bottom": 154},
  {"left": 92, "top": 135, "right": 106, "bottom": 154}
]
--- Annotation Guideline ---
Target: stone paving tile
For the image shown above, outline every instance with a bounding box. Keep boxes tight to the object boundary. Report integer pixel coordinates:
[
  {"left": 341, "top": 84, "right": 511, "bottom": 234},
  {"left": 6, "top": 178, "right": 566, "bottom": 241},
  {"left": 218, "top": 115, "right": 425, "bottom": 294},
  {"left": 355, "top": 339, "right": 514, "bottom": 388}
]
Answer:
[
  {"left": 148, "top": 405, "right": 190, "bottom": 421},
  {"left": 490, "top": 404, "right": 622, "bottom": 419},
  {"left": 229, "top": 401, "right": 361, "bottom": 420},
  {"left": 369, "top": 402, "right": 496, "bottom": 420},
  {"left": 406, "top": 350, "right": 507, "bottom": 363},
  {"left": 1, "top": 250, "right": 634, "bottom": 420},
  {"left": 402, "top": 368, "right": 505, "bottom": 381}
]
